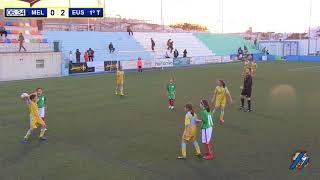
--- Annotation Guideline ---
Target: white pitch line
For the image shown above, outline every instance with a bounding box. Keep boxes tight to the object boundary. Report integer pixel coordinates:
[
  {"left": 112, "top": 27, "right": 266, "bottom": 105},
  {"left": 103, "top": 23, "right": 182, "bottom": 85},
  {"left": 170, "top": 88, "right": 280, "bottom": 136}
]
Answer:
[{"left": 288, "top": 65, "right": 320, "bottom": 72}]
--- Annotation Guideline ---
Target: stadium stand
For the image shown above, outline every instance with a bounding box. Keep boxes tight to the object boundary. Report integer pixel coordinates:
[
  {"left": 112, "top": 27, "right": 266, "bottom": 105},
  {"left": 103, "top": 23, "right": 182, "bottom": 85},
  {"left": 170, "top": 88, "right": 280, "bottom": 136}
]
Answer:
[
  {"left": 134, "top": 32, "right": 214, "bottom": 58},
  {"left": 44, "top": 31, "right": 152, "bottom": 61},
  {"left": 194, "top": 33, "right": 259, "bottom": 55},
  {"left": 0, "top": 20, "right": 51, "bottom": 53}
]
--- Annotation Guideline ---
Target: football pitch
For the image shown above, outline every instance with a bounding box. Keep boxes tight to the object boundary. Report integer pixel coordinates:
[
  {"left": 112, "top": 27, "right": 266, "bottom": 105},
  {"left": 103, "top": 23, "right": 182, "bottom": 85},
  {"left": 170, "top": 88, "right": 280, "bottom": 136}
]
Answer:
[{"left": 0, "top": 61, "right": 319, "bottom": 180}]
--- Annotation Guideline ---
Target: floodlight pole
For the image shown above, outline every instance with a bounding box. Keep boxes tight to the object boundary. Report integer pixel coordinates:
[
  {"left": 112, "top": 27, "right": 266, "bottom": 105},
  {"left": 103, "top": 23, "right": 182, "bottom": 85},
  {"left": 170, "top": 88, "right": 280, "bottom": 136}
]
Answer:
[
  {"left": 161, "top": 0, "right": 164, "bottom": 30},
  {"left": 307, "top": 0, "right": 312, "bottom": 55},
  {"left": 221, "top": 0, "right": 224, "bottom": 34}
]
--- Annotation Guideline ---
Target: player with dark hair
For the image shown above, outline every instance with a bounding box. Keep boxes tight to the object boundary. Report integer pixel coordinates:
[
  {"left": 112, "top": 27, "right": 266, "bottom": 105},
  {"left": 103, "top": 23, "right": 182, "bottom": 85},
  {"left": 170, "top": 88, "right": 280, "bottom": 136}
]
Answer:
[
  {"left": 177, "top": 104, "right": 202, "bottom": 159},
  {"left": 211, "top": 80, "right": 233, "bottom": 124},
  {"left": 197, "top": 99, "right": 214, "bottom": 160},
  {"left": 240, "top": 68, "right": 253, "bottom": 112}
]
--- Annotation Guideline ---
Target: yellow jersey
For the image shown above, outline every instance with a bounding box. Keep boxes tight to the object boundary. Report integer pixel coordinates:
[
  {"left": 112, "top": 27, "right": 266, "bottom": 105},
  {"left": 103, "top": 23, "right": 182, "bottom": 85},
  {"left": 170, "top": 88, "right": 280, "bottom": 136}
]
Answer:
[
  {"left": 244, "top": 61, "right": 250, "bottom": 70},
  {"left": 251, "top": 63, "right": 257, "bottom": 70},
  {"left": 184, "top": 112, "right": 197, "bottom": 126},
  {"left": 214, "top": 86, "right": 229, "bottom": 101},
  {"left": 29, "top": 101, "right": 41, "bottom": 121},
  {"left": 116, "top": 70, "right": 124, "bottom": 83}
]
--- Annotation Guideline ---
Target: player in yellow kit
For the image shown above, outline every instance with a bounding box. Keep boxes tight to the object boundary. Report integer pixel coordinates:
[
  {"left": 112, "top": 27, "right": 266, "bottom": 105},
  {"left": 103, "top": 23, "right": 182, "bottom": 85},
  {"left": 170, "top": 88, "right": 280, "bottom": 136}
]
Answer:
[
  {"left": 251, "top": 60, "right": 257, "bottom": 76},
  {"left": 211, "top": 80, "right": 233, "bottom": 124},
  {"left": 177, "top": 104, "right": 202, "bottom": 160},
  {"left": 115, "top": 66, "right": 125, "bottom": 96},
  {"left": 22, "top": 94, "right": 47, "bottom": 143}
]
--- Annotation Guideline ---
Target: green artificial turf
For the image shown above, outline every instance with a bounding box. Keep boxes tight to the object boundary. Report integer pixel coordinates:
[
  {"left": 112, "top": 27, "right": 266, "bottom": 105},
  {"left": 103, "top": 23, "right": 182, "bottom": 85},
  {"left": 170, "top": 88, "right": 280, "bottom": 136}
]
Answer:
[{"left": 0, "top": 61, "right": 319, "bottom": 180}]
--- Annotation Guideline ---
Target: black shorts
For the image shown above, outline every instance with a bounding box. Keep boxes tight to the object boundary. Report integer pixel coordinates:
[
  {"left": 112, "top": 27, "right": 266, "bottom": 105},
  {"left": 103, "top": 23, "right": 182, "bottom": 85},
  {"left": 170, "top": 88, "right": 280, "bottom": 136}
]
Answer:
[
  {"left": 241, "top": 88, "right": 252, "bottom": 98},
  {"left": 138, "top": 66, "right": 142, "bottom": 69}
]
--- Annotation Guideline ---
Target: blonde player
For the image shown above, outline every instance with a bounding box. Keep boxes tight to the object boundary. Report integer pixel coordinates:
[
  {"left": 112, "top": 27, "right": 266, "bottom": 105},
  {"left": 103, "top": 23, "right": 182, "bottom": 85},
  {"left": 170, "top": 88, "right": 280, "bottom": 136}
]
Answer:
[
  {"left": 115, "top": 66, "right": 125, "bottom": 96},
  {"left": 177, "top": 104, "right": 202, "bottom": 160},
  {"left": 22, "top": 93, "right": 47, "bottom": 143},
  {"left": 211, "top": 80, "right": 233, "bottom": 124}
]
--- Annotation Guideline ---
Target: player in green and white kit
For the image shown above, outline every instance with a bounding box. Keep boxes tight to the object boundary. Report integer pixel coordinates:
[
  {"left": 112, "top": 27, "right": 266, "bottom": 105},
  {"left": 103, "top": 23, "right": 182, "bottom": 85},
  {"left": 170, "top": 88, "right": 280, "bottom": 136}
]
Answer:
[
  {"left": 197, "top": 99, "right": 214, "bottom": 160},
  {"left": 36, "top": 88, "right": 46, "bottom": 122},
  {"left": 166, "top": 78, "right": 176, "bottom": 110}
]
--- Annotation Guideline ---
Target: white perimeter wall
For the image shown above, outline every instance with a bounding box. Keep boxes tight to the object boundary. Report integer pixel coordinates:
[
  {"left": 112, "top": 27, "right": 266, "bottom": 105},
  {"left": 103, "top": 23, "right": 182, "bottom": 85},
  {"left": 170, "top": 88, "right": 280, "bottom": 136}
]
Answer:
[
  {"left": 0, "top": 52, "right": 62, "bottom": 81},
  {"left": 260, "top": 39, "right": 320, "bottom": 56}
]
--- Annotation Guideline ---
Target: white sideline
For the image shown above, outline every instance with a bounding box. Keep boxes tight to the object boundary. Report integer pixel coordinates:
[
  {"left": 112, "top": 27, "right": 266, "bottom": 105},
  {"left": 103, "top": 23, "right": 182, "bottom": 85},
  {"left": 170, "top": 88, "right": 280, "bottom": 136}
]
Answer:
[{"left": 288, "top": 65, "right": 320, "bottom": 72}]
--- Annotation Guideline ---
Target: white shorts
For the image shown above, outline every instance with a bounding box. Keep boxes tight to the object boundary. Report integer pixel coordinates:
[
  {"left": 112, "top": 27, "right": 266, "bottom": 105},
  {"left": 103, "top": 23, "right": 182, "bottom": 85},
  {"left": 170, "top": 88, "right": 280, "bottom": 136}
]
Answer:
[
  {"left": 38, "top": 107, "right": 45, "bottom": 118},
  {"left": 202, "top": 127, "right": 213, "bottom": 143}
]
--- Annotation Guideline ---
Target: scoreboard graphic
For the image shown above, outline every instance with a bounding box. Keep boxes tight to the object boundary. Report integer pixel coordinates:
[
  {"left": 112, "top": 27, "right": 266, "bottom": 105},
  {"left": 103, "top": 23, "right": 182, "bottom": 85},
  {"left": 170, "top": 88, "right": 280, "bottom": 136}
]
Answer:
[{"left": 4, "top": 7, "right": 104, "bottom": 18}]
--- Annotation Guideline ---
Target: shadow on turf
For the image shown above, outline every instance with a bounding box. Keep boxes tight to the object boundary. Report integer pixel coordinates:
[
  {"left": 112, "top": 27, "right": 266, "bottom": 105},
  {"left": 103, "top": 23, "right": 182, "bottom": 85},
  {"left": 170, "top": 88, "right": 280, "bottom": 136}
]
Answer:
[{"left": 1, "top": 137, "right": 43, "bottom": 167}]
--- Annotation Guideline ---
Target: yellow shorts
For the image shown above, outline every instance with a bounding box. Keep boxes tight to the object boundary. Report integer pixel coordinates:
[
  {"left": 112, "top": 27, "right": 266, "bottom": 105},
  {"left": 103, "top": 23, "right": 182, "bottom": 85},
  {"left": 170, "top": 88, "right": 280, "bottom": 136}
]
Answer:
[
  {"left": 182, "top": 126, "right": 197, "bottom": 141},
  {"left": 30, "top": 116, "right": 45, "bottom": 129},
  {"left": 215, "top": 99, "right": 226, "bottom": 108},
  {"left": 116, "top": 80, "right": 124, "bottom": 85}
]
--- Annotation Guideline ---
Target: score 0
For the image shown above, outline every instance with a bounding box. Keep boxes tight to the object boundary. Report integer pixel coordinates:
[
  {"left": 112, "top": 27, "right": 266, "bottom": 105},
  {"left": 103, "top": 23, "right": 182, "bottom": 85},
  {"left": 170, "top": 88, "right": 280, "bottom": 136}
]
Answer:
[{"left": 47, "top": 8, "right": 69, "bottom": 18}]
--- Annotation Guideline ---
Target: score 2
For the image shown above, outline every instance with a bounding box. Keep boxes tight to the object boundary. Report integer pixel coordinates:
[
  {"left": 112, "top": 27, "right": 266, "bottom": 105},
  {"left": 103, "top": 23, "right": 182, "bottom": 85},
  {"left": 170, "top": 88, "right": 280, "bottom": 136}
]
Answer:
[{"left": 47, "top": 8, "right": 69, "bottom": 18}]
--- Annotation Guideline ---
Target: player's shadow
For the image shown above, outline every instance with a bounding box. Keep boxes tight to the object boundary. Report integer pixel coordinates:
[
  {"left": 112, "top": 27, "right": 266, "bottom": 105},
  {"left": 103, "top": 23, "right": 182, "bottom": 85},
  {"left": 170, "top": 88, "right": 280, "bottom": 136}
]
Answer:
[{"left": 1, "top": 133, "right": 43, "bottom": 167}]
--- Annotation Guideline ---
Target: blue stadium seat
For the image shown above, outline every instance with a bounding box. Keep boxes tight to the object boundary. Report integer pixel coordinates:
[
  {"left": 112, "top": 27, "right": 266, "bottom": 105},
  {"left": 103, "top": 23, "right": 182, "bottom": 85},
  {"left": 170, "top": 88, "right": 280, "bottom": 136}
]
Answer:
[
  {"left": 4, "top": 39, "right": 12, "bottom": 43},
  {"left": 44, "top": 31, "right": 152, "bottom": 61},
  {"left": 6, "top": 21, "right": 13, "bottom": 26}
]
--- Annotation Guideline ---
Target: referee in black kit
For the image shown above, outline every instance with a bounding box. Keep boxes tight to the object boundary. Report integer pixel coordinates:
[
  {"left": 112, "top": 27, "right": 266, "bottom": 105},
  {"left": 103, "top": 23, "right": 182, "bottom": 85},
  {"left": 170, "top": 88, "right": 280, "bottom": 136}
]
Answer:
[{"left": 240, "top": 67, "right": 253, "bottom": 112}]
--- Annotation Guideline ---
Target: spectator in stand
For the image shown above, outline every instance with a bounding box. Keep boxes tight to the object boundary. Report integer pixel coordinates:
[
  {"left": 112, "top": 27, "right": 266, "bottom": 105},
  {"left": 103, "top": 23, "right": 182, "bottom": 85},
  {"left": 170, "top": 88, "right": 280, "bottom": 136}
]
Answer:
[
  {"left": 173, "top": 49, "right": 179, "bottom": 58},
  {"left": 69, "top": 51, "right": 73, "bottom": 63},
  {"left": 76, "top": 49, "right": 81, "bottom": 63},
  {"left": 243, "top": 45, "right": 248, "bottom": 54},
  {"left": 127, "top": 26, "right": 133, "bottom": 36},
  {"left": 109, "top": 42, "right": 115, "bottom": 53},
  {"left": 137, "top": 57, "right": 143, "bottom": 72},
  {"left": 18, "top": 33, "right": 27, "bottom": 52},
  {"left": 0, "top": 25, "right": 8, "bottom": 38},
  {"left": 183, "top": 49, "right": 188, "bottom": 58},
  {"left": 84, "top": 50, "right": 89, "bottom": 62},
  {"left": 88, "top": 48, "right": 94, "bottom": 61},
  {"left": 262, "top": 47, "right": 266, "bottom": 53},
  {"left": 254, "top": 38, "right": 257, "bottom": 49},
  {"left": 167, "top": 39, "right": 172, "bottom": 51},
  {"left": 165, "top": 51, "right": 170, "bottom": 58},
  {"left": 238, "top": 47, "right": 243, "bottom": 60},
  {"left": 151, "top": 38, "right": 155, "bottom": 51},
  {"left": 167, "top": 39, "right": 174, "bottom": 53}
]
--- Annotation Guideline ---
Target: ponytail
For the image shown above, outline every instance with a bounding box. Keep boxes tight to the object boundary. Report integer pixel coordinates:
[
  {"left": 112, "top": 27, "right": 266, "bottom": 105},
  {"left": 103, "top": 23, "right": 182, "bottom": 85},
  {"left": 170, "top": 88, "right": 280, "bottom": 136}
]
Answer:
[{"left": 185, "top": 104, "right": 194, "bottom": 116}]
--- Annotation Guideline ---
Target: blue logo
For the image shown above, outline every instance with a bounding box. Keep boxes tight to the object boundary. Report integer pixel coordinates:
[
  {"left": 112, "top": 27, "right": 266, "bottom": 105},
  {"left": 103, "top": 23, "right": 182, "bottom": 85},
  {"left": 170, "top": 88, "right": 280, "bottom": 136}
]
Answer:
[{"left": 289, "top": 150, "right": 310, "bottom": 170}]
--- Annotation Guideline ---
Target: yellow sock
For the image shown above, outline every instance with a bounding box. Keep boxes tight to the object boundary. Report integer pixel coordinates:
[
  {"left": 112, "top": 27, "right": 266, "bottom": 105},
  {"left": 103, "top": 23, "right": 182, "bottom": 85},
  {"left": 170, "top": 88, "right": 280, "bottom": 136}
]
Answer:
[
  {"left": 193, "top": 141, "right": 201, "bottom": 154},
  {"left": 120, "top": 86, "right": 124, "bottom": 95},
  {"left": 39, "top": 128, "right": 46, "bottom": 138},
  {"left": 24, "top": 129, "right": 32, "bottom": 139},
  {"left": 181, "top": 142, "right": 187, "bottom": 157}
]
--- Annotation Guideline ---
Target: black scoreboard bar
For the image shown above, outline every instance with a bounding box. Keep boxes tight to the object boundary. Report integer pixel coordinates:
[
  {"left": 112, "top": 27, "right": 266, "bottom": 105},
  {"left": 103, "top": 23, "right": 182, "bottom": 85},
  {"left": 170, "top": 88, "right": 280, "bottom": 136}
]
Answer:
[
  {"left": 5, "top": 8, "right": 47, "bottom": 18},
  {"left": 69, "top": 8, "right": 103, "bottom": 18},
  {"left": 4, "top": 8, "right": 104, "bottom": 18}
]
